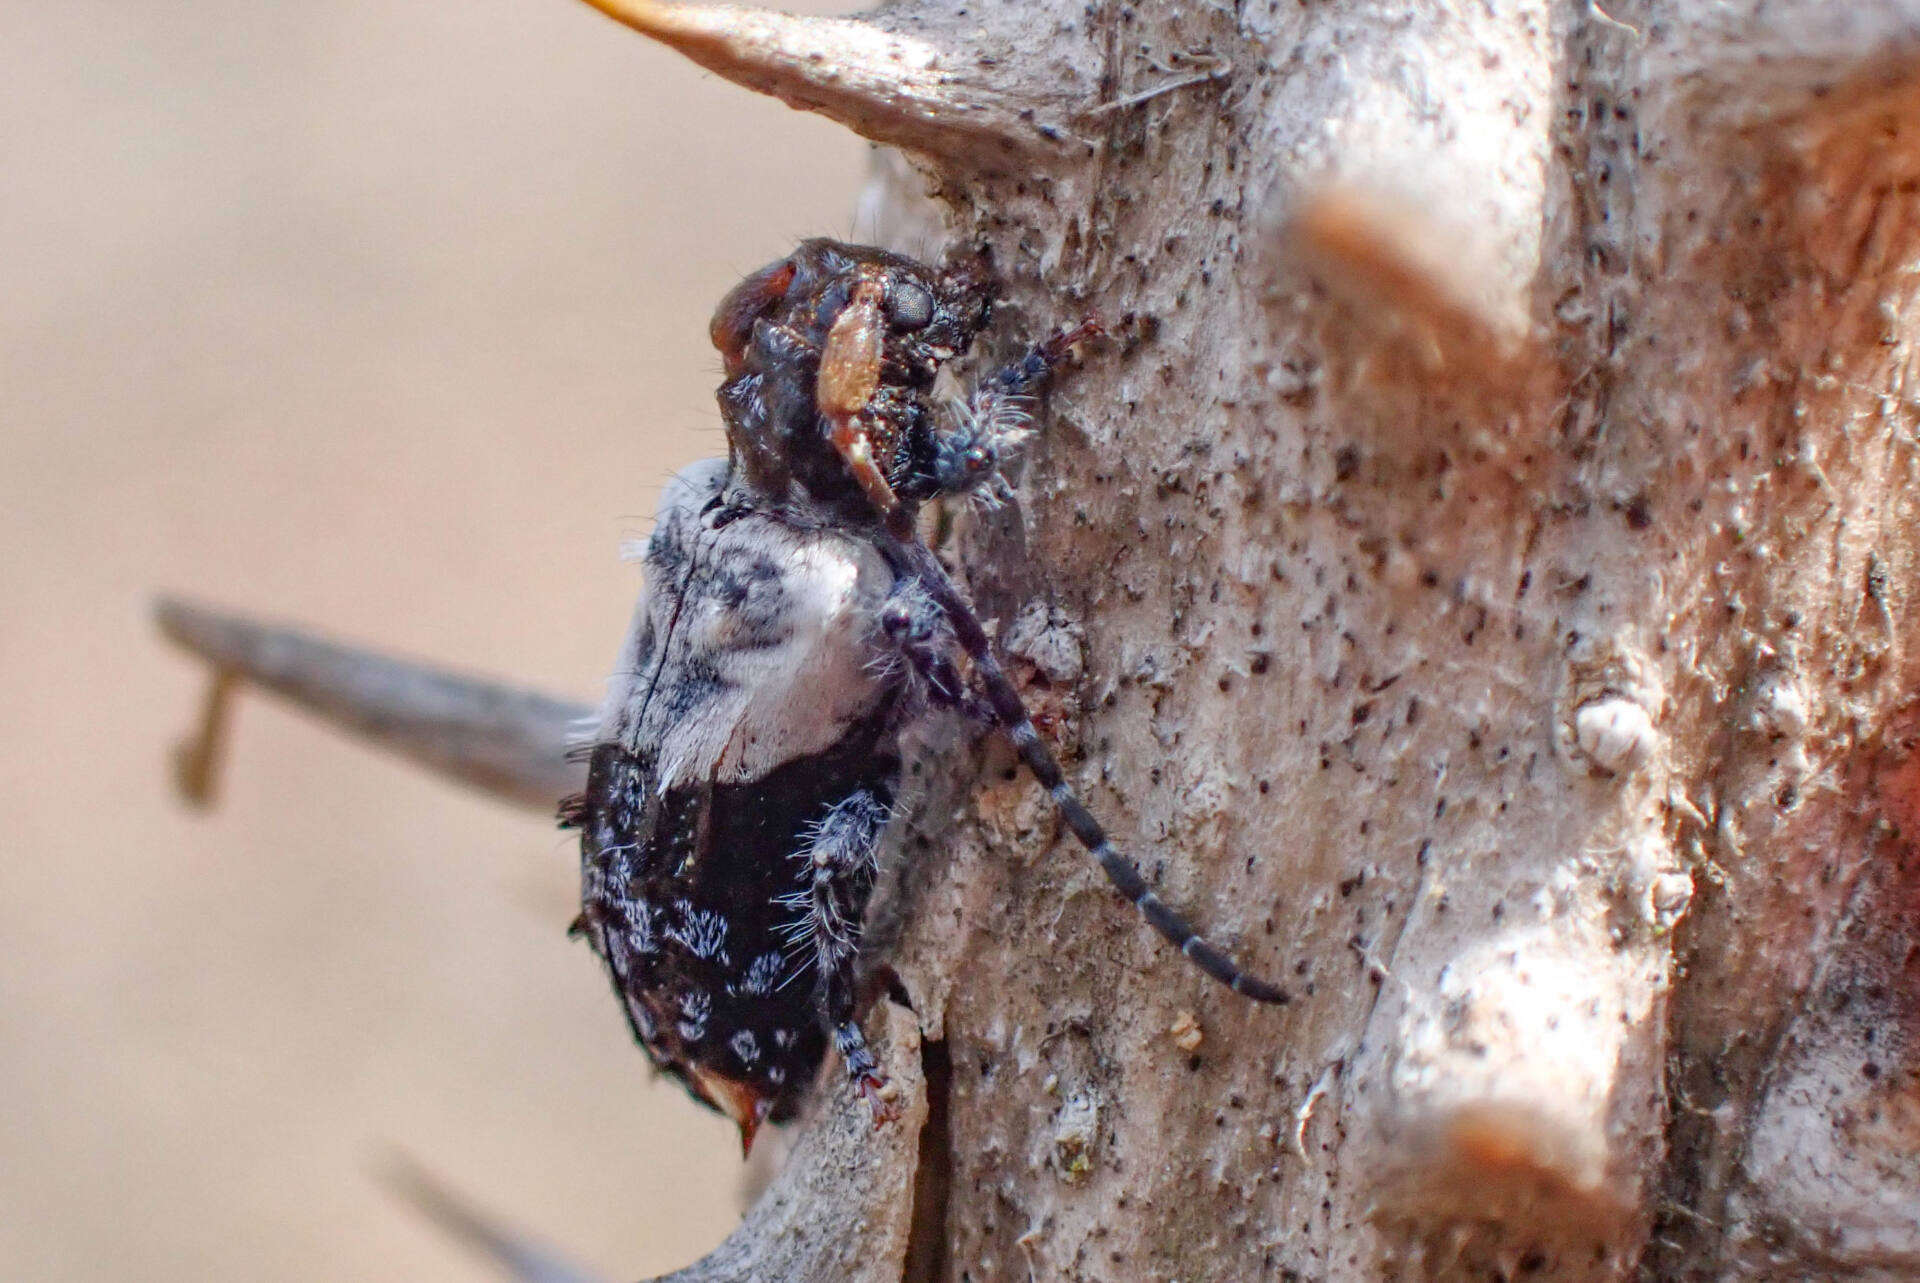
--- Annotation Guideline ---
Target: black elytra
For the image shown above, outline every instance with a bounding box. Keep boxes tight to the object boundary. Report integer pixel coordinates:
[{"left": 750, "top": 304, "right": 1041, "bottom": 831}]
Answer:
[{"left": 562, "top": 241, "right": 1285, "bottom": 1153}]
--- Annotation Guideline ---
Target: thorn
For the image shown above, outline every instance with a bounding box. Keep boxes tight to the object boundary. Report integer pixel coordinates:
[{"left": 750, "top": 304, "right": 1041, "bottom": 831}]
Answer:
[
  {"left": 1277, "top": 184, "right": 1543, "bottom": 393},
  {"left": 170, "top": 667, "right": 240, "bottom": 809},
  {"left": 1359, "top": 933, "right": 1652, "bottom": 1234},
  {"left": 572, "top": 0, "right": 1085, "bottom": 163},
  {"left": 152, "top": 596, "right": 592, "bottom": 812},
  {"left": 377, "top": 1151, "right": 606, "bottom": 1283},
  {"left": 1661, "top": 7, "right": 1920, "bottom": 149}
]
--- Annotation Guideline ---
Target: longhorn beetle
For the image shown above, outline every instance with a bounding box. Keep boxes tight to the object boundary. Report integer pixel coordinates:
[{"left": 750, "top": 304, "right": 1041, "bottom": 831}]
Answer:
[{"left": 562, "top": 239, "right": 1285, "bottom": 1152}]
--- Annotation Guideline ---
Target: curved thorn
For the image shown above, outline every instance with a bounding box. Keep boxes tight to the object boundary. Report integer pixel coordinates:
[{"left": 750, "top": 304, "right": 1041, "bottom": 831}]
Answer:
[
  {"left": 1277, "top": 184, "right": 1545, "bottom": 393},
  {"left": 377, "top": 1151, "right": 606, "bottom": 1283},
  {"left": 574, "top": 0, "right": 1084, "bottom": 161},
  {"left": 153, "top": 596, "right": 592, "bottom": 811}
]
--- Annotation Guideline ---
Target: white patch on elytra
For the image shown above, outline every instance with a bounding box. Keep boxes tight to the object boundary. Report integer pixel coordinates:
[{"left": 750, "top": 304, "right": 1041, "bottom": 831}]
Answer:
[
  {"left": 667, "top": 906, "right": 729, "bottom": 961},
  {"left": 677, "top": 989, "right": 711, "bottom": 1043},
  {"left": 604, "top": 485, "right": 896, "bottom": 789},
  {"left": 625, "top": 901, "right": 659, "bottom": 956},
  {"left": 738, "top": 951, "right": 785, "bottom": 997}
]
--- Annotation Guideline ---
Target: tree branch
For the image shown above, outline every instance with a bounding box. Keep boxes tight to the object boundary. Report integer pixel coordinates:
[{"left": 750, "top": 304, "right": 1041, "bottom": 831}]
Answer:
[{"left": 154, "top": 596, "right": 590, "bottom": 812}]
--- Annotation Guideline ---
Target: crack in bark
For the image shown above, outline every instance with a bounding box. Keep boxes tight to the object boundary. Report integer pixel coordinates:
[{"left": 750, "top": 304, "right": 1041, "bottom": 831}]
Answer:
[{"left": 900, "top": 1037, "right": 954, "bottom": 1283}]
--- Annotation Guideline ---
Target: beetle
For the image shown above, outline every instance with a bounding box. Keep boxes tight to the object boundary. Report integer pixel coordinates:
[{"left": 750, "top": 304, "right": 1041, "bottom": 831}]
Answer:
[{"left": 563, "top": 240, "right": 1286, "bottom": 1153}]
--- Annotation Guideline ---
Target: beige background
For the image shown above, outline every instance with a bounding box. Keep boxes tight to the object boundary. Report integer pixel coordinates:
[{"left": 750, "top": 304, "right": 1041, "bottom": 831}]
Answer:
[{"left": 1, "top": 2, "right": 866, "bottom": 1278}]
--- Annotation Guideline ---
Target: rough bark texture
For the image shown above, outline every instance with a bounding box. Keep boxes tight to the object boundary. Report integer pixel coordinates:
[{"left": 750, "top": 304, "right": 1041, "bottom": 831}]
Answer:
[{"left": 162, "top": 0, "right": 1920, "bottom": 1279}]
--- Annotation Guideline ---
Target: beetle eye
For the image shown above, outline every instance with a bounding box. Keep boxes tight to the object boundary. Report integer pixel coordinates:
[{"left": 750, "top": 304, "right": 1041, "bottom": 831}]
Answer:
[{"left": 885, "top": 281, "right": 934, "bottom": 331}]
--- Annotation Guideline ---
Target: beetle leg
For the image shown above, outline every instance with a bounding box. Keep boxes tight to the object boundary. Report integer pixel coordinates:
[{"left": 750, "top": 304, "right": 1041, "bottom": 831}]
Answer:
[
  {"left": 798, "top": 789, "right": 899, "bottom": 1125},
  {"left": 923, "top": 319, "right": 1104, "bottom": 499}
]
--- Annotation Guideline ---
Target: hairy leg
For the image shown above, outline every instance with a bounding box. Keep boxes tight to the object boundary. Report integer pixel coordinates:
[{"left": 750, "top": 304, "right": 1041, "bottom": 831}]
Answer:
[
  {"left": 784, "top": 788, "right": 900, "bottom": 1121},
  {"left": 920, "top": 320, "right": 1103, "bottom": 500}
]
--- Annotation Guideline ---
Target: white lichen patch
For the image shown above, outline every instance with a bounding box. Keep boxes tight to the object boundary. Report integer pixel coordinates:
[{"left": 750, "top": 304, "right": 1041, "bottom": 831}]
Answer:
[
  {"left": 1571, "top": 696, "right": 1659, "bottom": 775},
  {"left": 1052, "top": 1090, "right": 1102, "bottom": 1183},
  {"left": 1002, "top": 602, "right": 1085, "bottom": 685},
  {"left": 1753, "top": 676, "right": 1810, "bottom": 739},
  {"left": 1642, "top": 871, "right": 1695, "bottom": 934}
]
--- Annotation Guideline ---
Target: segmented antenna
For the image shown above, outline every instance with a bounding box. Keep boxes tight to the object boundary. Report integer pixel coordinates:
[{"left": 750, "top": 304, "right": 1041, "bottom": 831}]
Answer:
[{"left": 893, "top": 539, "right": 1289, "bottom": 1004}]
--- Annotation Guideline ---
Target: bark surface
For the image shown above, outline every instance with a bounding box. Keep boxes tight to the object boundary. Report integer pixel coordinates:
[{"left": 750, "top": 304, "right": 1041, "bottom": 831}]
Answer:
[{"left": 163, "top": 1, "right": 1920, "bottom": 1279}]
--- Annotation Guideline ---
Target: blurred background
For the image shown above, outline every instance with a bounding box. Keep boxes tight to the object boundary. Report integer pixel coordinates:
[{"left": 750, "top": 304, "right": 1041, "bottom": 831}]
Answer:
[{"left": 1, "top": 1, "right": 867, "bottom": 1278}]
